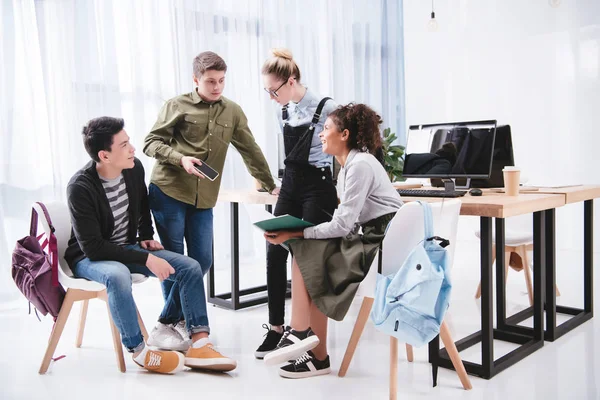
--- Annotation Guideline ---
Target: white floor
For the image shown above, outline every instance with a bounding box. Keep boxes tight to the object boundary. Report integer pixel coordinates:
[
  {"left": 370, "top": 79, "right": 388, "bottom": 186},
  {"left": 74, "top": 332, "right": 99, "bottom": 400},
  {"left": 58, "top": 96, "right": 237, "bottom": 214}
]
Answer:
[{"left": 1, "top": 243, "right": 599, "bottom": 400}]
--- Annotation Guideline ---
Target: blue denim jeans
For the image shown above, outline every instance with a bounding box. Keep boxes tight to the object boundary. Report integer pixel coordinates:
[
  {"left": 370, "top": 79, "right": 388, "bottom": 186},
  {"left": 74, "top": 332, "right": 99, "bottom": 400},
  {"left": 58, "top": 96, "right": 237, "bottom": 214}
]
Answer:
[
  {"left": 72, "top": 244, "right": 210, "bottom": 352},
  {"left": 148, "top": 183, "right": 213, "bottom": 324}
]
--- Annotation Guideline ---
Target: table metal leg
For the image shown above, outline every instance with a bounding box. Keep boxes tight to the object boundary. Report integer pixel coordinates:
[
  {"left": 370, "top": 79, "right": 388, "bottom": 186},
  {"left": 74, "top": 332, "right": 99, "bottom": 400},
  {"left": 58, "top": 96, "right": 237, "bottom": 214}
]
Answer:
[
  {"left": 503, "top": 205, "right": 594, "bottom": 341},
  {"left": 207, "top": 202, "right": 290, "bottom": 310},
  {"left": 435, "top": 215, "right": 544, "bottom": 379}
]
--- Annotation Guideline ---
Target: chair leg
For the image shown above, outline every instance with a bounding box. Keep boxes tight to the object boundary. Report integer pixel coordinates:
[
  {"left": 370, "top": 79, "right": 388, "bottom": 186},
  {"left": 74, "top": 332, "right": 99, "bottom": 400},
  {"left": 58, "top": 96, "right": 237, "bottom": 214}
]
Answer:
[
  {"left": 439, "top": 321, "right": 472, "bottom": 390},
  {"left": 405, "top": 344, "right": 414, "bottom": 362},
  {"left": 520, "top": 246, "right": 534, "bottom": 306},
  {"left": 523, "top": 244, "right": 560, "bottom": 297},
  {"left": 475, "top": 244, "right": 496, "bottom": 299},
  {"left": 390, "top": 337, "right": 398, "bottom": 400},
  {"left": 475, "top": 282, "right": 482, "bottom": 299},
  {"left": 338, "top": 296, "right": 374, "bottom": 377},
  {"left": 39, "top": 289, "right": 77, "bottom": 374},
  {"left": 136, "top": 307, "right": 149, "bottom": 341},
  {"left": 99, "top": 290, "right": 126, "bottom": 373},
  {"left": 429, "top": 334, "right": 440, "bottom": 387},
  {"left": 76, "top": 300, "right": 89, "bottom": 348}
]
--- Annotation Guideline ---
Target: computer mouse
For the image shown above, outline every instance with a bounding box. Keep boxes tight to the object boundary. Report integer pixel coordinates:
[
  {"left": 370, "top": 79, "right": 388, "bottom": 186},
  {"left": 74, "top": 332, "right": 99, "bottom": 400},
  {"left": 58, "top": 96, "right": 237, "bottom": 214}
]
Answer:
[{"left": 469, "top": 188, "right": 483, "bottom": 196}]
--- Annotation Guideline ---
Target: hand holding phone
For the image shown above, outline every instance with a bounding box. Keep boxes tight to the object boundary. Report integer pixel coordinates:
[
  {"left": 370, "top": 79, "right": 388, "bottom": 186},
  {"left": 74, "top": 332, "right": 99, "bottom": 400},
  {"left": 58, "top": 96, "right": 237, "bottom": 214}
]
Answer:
[
  {"left": 181, "top": 156, "right": 219, "bottom": 181},
  {"left": 181, "top": 156, "right": 205, "bottom": 178},
  {"left": 193, "top": 161, "right": 219, "bottom": 181}
]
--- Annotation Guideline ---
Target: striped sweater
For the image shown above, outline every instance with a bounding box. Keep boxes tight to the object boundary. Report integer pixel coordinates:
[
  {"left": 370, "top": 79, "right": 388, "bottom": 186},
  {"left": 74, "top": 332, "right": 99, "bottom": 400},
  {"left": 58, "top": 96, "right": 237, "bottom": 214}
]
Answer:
[{"left": 99, "top": 174, "right": 131, "bottom": 245}]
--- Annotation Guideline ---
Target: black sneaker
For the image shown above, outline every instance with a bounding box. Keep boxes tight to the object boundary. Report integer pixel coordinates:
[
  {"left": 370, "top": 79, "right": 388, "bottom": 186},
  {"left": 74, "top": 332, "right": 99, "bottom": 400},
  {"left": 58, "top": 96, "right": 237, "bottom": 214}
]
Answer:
[
  {"left": 263, "top": 327, "right": 320, "bottom": 366},
  {"left": 279, "top": 351, "right": 331, "bottom": 379},
  {"left": 254, "top": 324, "right": 285, "bottom": 359}
]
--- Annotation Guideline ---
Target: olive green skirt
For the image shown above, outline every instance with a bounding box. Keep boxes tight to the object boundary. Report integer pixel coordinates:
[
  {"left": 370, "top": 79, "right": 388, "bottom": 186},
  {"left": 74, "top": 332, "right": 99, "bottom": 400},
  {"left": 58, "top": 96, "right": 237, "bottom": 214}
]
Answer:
[{"left": 289, "top": 212, "right": 395, "bottom": 321}]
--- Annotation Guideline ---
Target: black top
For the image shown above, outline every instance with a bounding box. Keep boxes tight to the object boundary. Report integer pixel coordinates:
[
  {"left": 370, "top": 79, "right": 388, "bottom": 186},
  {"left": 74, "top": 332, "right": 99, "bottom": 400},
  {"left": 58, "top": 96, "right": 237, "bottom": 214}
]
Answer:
[{"left": 64, "top": 158, "right": 154, "bottom": 269}]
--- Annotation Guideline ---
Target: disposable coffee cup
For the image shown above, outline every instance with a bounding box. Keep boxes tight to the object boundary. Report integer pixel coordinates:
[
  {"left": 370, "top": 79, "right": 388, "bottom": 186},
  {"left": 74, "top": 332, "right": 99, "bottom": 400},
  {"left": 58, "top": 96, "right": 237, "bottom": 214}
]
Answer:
[{"left": 503, "top": 166, "right": 521, "bottom": 196}]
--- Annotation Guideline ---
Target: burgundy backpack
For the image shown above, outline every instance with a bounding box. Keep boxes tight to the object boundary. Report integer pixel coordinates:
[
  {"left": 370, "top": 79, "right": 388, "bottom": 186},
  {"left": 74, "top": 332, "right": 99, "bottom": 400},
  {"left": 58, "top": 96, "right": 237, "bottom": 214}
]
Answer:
[{"left": 11, "top": 202, "right": 65, "bottom": 320}]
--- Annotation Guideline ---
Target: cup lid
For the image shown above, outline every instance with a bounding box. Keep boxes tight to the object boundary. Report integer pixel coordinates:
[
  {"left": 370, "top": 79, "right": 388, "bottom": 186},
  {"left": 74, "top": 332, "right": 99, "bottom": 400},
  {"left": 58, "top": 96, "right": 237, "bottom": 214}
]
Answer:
[{"left": 503, "top": 166, "right": 520, "bottom": 172}]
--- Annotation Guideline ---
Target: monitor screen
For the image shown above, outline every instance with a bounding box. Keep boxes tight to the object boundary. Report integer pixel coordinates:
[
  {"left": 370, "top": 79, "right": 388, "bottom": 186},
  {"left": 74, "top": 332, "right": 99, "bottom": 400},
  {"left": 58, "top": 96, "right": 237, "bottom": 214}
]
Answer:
[
  {"left": 402, "top": 120, "right": 497, "bottom": 179},
  {"left": 471, "top": 124, "right": 515, "bottom": 188}
]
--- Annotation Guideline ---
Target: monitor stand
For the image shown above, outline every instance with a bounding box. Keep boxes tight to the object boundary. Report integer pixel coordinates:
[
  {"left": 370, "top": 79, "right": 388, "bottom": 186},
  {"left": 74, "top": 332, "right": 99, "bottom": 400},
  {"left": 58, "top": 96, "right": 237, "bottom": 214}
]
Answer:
[{"left": 444, "top": 178, "right": 470, "bottom": 192}]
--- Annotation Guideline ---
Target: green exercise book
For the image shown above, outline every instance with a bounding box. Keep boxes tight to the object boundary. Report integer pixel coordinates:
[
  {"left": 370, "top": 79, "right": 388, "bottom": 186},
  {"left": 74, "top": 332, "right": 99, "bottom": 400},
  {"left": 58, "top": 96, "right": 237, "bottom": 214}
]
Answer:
[{"left": 253, "top": 214, "right": 314, "bottom": 232}]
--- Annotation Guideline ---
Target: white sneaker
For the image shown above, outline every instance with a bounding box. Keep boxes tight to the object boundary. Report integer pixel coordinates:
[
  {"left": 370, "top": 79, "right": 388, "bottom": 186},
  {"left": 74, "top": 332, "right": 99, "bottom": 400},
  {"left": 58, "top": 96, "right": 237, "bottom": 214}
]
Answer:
[
  {"left": 147, "top": 323, "right": 190, "bottom": 352},
  {"left": 173, "top": 320, "right": 192, "bottom": 348}
]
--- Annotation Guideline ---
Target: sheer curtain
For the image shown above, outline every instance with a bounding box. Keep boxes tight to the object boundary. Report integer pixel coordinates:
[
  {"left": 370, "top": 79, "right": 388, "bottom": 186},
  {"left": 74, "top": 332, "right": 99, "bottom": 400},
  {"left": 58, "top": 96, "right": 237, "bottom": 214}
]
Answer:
[{"left": 0, "top": 0, "right": 405, "bottom": 300}]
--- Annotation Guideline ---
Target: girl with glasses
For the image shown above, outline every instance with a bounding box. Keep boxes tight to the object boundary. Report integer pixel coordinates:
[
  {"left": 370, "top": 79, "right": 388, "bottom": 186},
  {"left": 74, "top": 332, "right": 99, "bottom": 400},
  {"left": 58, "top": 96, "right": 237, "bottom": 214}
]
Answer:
[{"left": 254, "top": 49, "right": 338, "bottom": 360}]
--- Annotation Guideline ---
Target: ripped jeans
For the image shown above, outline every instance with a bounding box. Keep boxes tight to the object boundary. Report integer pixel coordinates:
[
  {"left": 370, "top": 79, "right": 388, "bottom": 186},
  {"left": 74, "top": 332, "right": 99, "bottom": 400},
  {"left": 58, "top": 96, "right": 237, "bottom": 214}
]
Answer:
[{"left": 73, "top": 244, "right": 210, "bottom": 352}]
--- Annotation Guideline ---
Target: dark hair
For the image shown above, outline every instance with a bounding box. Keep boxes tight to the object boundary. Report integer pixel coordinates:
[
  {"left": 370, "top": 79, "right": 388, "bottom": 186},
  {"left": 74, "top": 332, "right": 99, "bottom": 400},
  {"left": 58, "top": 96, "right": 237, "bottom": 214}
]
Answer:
[
  {"left": 328, "top": 103, "right": 383, "bottom": 156},
  {"left": 435, "top": 142, "right": 458, "bottom": 165},
  {"left": 82, "top": 116, "right": 125, "bottom": 162},
  {"left": 193, "top": 51, "right": 227, "bottom": 78}
]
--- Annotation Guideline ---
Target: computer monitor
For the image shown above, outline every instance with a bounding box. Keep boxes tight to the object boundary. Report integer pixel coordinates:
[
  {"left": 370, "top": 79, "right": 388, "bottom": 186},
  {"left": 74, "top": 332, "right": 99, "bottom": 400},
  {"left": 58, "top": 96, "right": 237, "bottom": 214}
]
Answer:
[
  {"left": 470, "top": 125, "right": 515, "bottom": 188},
  {"left": 402, "top": 120, "right": 497, "bottom": 189}
]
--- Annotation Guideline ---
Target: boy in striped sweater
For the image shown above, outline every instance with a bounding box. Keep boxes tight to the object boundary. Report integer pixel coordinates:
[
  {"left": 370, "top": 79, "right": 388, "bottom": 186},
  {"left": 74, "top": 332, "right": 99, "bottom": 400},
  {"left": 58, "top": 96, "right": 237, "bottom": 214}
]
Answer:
[{"left": 65, "top": 116, "right": 235, "bottom": 374}]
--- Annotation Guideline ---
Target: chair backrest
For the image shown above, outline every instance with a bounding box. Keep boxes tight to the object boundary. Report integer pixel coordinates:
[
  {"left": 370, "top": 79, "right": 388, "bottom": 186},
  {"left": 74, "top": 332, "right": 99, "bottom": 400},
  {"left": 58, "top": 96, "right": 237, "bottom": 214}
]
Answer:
[
  {"left": 32, "top": 202, "right": 74, "bottom": 279},
  {"left": 381, "top": 199, "right": 462, "bottom": 276}
]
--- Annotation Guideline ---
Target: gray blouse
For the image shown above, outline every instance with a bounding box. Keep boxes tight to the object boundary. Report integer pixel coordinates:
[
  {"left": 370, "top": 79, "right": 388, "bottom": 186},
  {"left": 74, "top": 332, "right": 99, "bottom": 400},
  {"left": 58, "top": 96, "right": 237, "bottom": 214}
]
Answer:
[{"left": 303, "top": 149, "right": 403, "bottom": 239}]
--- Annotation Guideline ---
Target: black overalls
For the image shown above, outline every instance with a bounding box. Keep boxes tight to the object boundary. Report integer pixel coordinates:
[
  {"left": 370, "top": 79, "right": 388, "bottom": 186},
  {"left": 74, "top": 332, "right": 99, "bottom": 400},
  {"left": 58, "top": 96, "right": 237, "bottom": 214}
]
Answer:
[{"left": 266, "top": 97, "right": 338, "bottom": 326}]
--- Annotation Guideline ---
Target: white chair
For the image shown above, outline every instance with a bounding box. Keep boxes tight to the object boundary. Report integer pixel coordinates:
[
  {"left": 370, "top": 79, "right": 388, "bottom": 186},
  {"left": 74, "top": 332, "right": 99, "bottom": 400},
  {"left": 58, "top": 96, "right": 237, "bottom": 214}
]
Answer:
[
  {"left": 474, "top": 229, "right": 560, "bottom": 305},
  {"left": 36, "top": 202, "right": 149, "bottom": 374},
  {"left": 338, "top": 200, "right": 472, "bottom": 398}
]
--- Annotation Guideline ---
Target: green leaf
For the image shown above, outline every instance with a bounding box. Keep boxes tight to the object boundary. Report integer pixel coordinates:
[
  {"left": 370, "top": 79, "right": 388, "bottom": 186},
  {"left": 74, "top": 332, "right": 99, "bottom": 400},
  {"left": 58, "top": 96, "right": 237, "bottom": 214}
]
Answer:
[{"left": 379, "top": 126, "right": 404, "bottom": 182}]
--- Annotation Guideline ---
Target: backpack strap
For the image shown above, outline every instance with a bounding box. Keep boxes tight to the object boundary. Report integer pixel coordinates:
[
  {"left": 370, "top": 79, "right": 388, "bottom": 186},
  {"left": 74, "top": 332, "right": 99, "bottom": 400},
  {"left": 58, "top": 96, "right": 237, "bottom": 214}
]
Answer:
[
  {"left": 35, "top": 202, "right": 55, "bottom": 233},
  {"left": 416, "top": 201, "right": 434, "bottom": 241},
  {"left": 33, "top": 202, "right": 60, "bottom": 288},
  {"left": 418, "top": 201, "right": 451, "bottom": 247},
  {"left": 29, "top": 206, "right": 39, "bottom": 237}
]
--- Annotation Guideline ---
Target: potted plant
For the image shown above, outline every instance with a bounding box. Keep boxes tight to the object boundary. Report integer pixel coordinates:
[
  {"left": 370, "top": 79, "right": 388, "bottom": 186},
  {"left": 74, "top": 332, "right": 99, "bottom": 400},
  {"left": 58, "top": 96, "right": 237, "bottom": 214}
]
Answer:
[{"left": 381, "top": 127, "right": 405, "bottom": 182}]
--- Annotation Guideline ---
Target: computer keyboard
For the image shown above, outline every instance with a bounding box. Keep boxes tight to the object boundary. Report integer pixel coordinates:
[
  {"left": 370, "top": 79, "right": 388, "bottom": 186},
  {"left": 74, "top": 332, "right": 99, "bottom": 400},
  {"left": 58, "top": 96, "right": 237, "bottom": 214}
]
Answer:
[{"left": 396, "top": 189, "right": 467, "bottom": 198}]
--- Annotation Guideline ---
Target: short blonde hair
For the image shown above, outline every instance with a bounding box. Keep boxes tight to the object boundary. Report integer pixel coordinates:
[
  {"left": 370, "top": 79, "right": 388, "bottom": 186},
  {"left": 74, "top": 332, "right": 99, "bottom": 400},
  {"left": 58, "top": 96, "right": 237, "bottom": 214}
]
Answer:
[{"left": 261, "top": 48, "right": 301, "bottom": 83}]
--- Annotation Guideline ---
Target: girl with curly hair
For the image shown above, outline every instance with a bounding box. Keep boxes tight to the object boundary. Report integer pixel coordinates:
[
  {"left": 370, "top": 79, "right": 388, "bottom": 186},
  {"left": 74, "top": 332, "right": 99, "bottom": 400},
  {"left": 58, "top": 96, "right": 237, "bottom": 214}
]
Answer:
[{"left": 263, "top": 103, "right": 403, "bottom": 379}]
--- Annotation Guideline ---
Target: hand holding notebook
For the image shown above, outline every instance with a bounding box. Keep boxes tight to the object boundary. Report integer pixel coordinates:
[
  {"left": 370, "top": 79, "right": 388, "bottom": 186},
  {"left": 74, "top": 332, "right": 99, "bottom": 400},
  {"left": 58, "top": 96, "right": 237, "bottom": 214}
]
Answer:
[
  {"left": 245, "top": 206, "right": 314, "bottom": 250},
  {"left": 254, "top": 214, "right": 314, "bottom": 232}
]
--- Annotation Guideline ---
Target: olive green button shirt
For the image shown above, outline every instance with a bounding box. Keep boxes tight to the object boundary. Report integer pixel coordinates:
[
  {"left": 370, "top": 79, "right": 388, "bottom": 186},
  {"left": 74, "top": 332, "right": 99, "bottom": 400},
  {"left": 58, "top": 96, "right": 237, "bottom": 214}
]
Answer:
[{"left": 143, "top": 90, "right": 276, "bottom": 209}]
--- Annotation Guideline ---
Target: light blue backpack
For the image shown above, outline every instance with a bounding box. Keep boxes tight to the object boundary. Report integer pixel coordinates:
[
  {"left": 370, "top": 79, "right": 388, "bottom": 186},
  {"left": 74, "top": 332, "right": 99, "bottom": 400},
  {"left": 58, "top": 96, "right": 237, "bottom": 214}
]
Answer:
[{"left": 370, "top": 201, "right": 452, "bottom": 347}]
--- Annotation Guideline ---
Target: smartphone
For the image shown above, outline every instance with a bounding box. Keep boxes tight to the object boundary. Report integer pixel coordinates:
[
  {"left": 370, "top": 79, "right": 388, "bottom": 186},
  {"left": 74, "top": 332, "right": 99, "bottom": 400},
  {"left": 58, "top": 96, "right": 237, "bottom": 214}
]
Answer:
[{"left": 194, "top": 162, "right": 219, "bottom": 181}]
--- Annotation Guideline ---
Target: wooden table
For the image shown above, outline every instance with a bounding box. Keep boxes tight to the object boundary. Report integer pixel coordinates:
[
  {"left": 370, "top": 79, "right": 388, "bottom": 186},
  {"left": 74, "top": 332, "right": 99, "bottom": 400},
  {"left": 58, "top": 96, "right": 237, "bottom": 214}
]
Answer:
[
  {"left": 214, "top": 187, "right": 578, "bottom": 380},
  {"left": 402, "top": 191, "right": 564, "bottom": 218},
  {"left": 496, "top": 185, "right": 600, "bottom": 342}
]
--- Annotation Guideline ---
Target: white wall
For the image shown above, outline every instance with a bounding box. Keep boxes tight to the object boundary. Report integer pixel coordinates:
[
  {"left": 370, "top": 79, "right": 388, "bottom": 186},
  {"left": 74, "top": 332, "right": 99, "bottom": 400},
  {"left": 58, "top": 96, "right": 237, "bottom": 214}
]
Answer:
[{"left": 403, "top": 0, "right": 600, "bottom": 250}]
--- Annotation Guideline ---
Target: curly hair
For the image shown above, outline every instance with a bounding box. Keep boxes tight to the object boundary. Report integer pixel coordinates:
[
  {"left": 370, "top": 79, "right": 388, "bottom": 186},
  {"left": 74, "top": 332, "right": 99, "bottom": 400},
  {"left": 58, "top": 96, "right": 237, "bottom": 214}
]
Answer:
[{"left": 328, "top": 103, "right": 382, "bottom": 156}]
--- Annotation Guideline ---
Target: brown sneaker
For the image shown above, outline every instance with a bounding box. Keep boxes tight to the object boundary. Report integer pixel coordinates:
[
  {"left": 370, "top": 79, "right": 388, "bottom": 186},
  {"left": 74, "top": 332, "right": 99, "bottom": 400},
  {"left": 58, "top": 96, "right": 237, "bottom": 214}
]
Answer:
[
  {"left": 185, "top": 343, "right": 237, "bottom": 372},
  {"left": 133, "top": 350, "right": 185, "bottom": 374}
]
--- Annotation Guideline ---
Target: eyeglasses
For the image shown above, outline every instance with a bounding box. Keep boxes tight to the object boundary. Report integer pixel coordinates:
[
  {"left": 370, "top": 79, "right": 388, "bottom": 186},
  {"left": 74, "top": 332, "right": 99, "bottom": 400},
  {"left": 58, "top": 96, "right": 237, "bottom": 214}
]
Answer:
[{"left": 264, "top": 77, "right": 289, "bottom": 98}]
